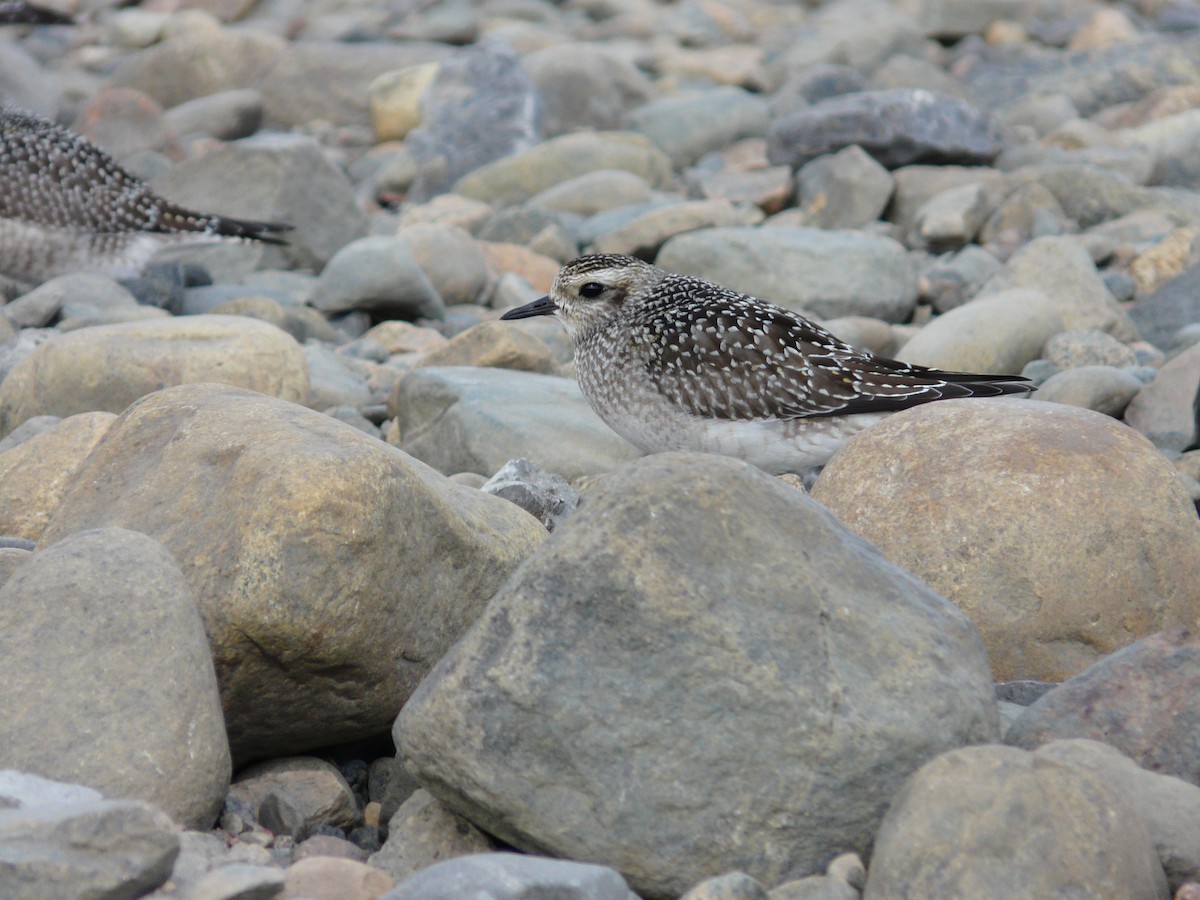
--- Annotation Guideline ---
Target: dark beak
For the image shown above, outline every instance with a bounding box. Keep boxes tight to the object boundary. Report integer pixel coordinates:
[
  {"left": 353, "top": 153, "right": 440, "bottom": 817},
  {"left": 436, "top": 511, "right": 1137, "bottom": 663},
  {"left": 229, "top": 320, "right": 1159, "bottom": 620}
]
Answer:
[{"left": 500, "top": 296, "right": 557, "bottom": 320}]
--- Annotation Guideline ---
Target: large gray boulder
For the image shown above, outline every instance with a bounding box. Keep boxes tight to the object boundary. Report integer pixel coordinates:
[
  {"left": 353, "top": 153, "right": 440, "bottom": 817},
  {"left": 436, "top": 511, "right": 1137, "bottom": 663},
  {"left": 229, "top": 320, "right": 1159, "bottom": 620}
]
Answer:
[{"left": 396, "top": 453, "right": 999, "bottom": 898}]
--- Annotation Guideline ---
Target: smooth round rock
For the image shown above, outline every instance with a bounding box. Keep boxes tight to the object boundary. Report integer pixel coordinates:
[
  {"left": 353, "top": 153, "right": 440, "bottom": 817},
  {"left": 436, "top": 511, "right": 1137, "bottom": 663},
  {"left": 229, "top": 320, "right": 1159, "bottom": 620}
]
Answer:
[{"left": 812, "top": 400, "right": 1200, "bottom": 682}]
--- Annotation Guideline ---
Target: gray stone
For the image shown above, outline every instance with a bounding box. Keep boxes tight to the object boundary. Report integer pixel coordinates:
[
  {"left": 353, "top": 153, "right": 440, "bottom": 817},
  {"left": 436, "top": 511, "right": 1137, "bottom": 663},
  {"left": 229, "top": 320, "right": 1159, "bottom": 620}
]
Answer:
[
  {"left": 522, "top": 43, "right": 652, "bottom": 138},
  {"left": 163, "top": 88, "right": 265, "bottom": 140},
  {"left": 863, "top": 744, "right": 1169, "bottom": 899},
  {"left": 0, "top": 415, "right": 61, "bottom": 456},
  {"left": 1044, "top": 330, "right": 1139, "bottom": 369},
  {"left": 258, "top": 40, "right": 450, "bottom": 129},
  {"left": 38, "top": 383, "right": 545, "bottom": 763},
  {"left": 978, "top": 181, "right": 1074, "bottom": 259},
  {"left": 368, "top": 789, "right": 492, "bottom": 884},
  {"left": 527, "top": 170, "right": 653, "bottom": 217},
  {"left": 3, "top": 273, "right": 138, "bottom": 330},
  {"left": 910, "top": 182, "right": 996, "bottom": 251},
  {"left": 396, "top": 453, "right": 998, "bottom": 897},
  {"left": 304, "top": 344, "right": 374, "bottom": 411},
  {"left": 679, "top": 871, "right": 768, "bottom": 900},
  {"left": 1036, "top": 739, "right": 1200, "bottom": 893},
  {"left": 589, "top": 199, "right": 764, "bottom": 259},
  {"left": 312, "top": 236, "right": 445, "bottom": 320},
  {"left": 769, "top": 853, "right": 864, "bottom": 900},
  {"left": 481, "top": 458, "right": 578, "bottom": 532},
  {"left": 767, "top": 89, "right": 1005, "bottom": 170},
  {"left": 769, "top": 64, "right": 865, "bottom": 115},
  {"left": 1033, "top": 366, "right": 1144, "bottom": 416},
  {"left": 1130, "top": 263, "right": 1200, "bottom": 350},
  {"left": 918, "top": 245, "right": 1004, "bottom": 313},
  {"left": 151, "top": 133, "right": 368, "bottom": 274},
  {"left": 183, "top": 863, "right": 285, "bottom": 900},
  {"left": 0, "top": 775, "right": 179, "bottom": 900},
  {"left": 399, "top": 223, "right": 491, "bottom": 307},
  {"left": 382, "top": 853, "right": 633, "bottom": 900},
  {"left": 889, "top": 165, "right": 1007, "bottom": 236},
  {"left": 454, "top": 132, "right": 672, "bottom": 207},
  {"left": 1124, "top": 341, "right": 1200, "bottom": 451},
  {"left": 0, "top": 529, "right": 230, "bottom": 828},
  {"left": 628, "top": 88, "right": 771, "bottom": 170},
  {"left": 793, "top": 145, "right": 894, "bottom": 230},
  {"left": 657, "top": 226, "right": 917, "bottom": 322},
  {"left": 406, "top": 43, "right": 540, "bottom": 202},
  {"left": 229, "top": 758, "right": 358, "bottom": 840},
  {"left": 391, "top": 366, "right": 642, "bottom": 481},
  {"left": 0, "top": 40, "right": 60, "bottom": 117}
]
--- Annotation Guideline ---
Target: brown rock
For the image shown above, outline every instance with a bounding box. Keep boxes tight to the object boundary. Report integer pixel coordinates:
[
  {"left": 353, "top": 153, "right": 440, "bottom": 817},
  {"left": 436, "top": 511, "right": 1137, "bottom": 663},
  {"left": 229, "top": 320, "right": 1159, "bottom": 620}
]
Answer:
[
  {"left": 281, "top": 856, "right": 392, "bottom": 900},
  {"left": 416, "top": 322, "right": 555, "bottom": 374},
  {"left": 368, "top": 789, "right": 492, "bottom": 883},
  {"left": 295, "top": 834, "right": 370, "bottom": 863},
  {"left": 0, "top": 316, "right": 309, "bottom": 438},
  {"left": 363, "top": 321, "right": 448, "bottom": 355},
  {"left": 864, "top": 744, "right": 1169, "bottom": 899},
  {"left": 1006, "top": 629, "right": 1200, "bottom": 785},
  {"left": 1125, "top": 341, "right": 1200, "bottom": 451},
  {"left": 812, "top": 400, "right": 1200, "bottom": 682},
  {"left": 0, "top": 412, "right": 116, "bottom": 541},
  {"left": 38, "top": 383, "right": 546, "bottom": 762},
  {"left": 230, "top": 757, "right": 359, "bottom": 839},
  {"left": 478, "top": 243, "right": 560, "bottom": 294}
]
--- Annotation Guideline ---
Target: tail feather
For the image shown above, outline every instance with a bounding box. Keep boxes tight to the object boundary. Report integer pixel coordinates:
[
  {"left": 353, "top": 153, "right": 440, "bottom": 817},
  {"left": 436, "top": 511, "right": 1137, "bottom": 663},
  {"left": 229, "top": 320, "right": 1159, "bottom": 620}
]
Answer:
[{"left": 158, "top": 208, "right": 295, "bottom": 246}]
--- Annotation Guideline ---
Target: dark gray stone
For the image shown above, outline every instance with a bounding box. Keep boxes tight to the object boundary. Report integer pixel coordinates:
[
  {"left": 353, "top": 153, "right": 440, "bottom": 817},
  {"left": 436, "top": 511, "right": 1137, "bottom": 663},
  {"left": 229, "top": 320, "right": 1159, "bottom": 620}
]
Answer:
[
  {"left": 481, "top": 458, "right": 578, "bottom": 531},
  {"left": 767, "top": 89, "right": 1005, "bottom": 170},
  {"left": 407, "top": 43, "right": 541, "bottom": 202},
  {"left": 312, "top": 236, "right": 445, "bottom": 320},
  {"left": 382, "top": 853, "right": 634, "bottom": 900},
  {"left": 1130, "top": 263, "right": 1200, "bottom": 350},
  {"left": 994, "top": 681, "right": 1057, "bottom": 706},
  {"left": 396, "top": 453, "right": 999, "bottom": 898}
]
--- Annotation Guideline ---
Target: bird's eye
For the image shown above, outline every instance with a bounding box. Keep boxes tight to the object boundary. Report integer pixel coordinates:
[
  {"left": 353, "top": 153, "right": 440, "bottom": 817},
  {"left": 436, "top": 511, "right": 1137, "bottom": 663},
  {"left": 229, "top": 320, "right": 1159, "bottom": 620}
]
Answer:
[{"left": 579, "top": 282, "right": 605, "bottom": 299}]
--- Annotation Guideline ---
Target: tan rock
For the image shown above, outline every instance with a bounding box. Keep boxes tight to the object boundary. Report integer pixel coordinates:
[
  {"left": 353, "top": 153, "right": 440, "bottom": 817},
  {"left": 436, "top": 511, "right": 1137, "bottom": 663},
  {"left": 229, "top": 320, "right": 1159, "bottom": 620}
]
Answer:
[
  {"left": 230, "top": 757, "right": 359, "bottom": 837},
  {"left": 368, "top": 63, "right": 439, "bottom": 142},
  {"left": 1068, "top": 8, "right": 1140, "bottom": 51},
  {"left": 282, "top": 856, "right": 392, "bottom": 900},
  {"left": 1131, "top": 227, "right": 1198, "bottom": 295},
  {"left": 479, "top": 243, "right": 560, "bottom": 294},
  {"left": 416, "top": 322, "right": 555, "bottom": 374},
  {"left": 0, "top": 412, "right": 116, "bottom": 541},
  {"left": 0, "top": 316, "right": 309, "bottom": 438},
  {"left": 812, "top": 400, "right": 1200, "bottom": 682},
  {"left": 39, "top": 383, "right": 546, "bottom": 762},
  {"left": 363, "top": 321, "right": 449, "bottom": 355},
  {"left": 368, "top": 789, "right": 492, "bottom": 882}
]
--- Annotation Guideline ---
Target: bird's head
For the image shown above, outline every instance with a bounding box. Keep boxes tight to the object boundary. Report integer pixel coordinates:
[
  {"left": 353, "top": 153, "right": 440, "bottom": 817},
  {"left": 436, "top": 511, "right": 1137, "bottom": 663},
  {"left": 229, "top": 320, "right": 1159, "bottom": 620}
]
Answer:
[{"left": 499, "top": 254, "right": 662, "bottom": 342}]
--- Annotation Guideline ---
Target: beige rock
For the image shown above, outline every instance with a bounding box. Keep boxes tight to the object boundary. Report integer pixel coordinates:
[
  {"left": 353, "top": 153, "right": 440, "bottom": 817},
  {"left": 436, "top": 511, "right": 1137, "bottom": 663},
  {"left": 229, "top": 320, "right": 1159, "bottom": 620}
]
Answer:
[
  {"left": 281, "top": 856, "right": 392, "bottom": 900},
  {"left": 398, "top": 223, "right": 491, "bottom": 306},
  {"left": 364, "top": 321, "right": 449, "bottom": 355},
  {"left": 1131, "top": 227, "right": 1198, "bottom": 295},
  {"left": 1068, "top": 7, "right": 1140, "bottom": 51},
  {"left": 0, "top": 316, "right": 309, "bottom": 438},
  {"left": 230, "top": 757, "right": 359, "bottom": 837},
  {"left": 416, "top": 322, "right": 555, "bottom": 374},
  {"left": 368, "top": 63, "right": 439, "bottom": 142},
  {"left": 479, "top": 243, "right": 560, "bottom": 294},
  {"left": 589, "top": 200, "right": 765, "bottom": 258},
  {"left": 368, "top": 789, "right": 492, "bottom": 882},
  {"left": 1125, "top": 341, "right": 1200, "bottom": 452},
  {"left": 812, "top": 400, "right": 1200, "bottom": 682},
  {"left": 0, "top": 412, "right": 116, "bottom": 541},
  {"left": 39, "top": 383, "right": 546, "bottom": 762},
  {"left": 864, "top": 744, "right": 1169, "bottom": 899}
]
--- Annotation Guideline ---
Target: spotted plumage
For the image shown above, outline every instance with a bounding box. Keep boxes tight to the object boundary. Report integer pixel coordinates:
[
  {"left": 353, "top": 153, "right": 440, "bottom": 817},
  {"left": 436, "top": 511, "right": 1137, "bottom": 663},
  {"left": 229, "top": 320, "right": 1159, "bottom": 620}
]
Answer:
[
  {"left": 501, "top": 253, "right": 1034, "bottom": 473},
  {"left": 0, "top": 106, "right": 291, "bottom": 283}
]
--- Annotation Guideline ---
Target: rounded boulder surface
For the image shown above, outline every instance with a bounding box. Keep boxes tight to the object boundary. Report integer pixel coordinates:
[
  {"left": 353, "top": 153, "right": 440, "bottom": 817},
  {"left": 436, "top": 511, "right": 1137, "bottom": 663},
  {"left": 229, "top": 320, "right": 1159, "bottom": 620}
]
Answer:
[
  {"left": 0, "top": 528, "right": 231, "bottom": 828},
  {"left": 1005, "top": 628, "right": 1200, "bottom": 786},
  {"left": 863, "top": 744, "right": 1169, "bottom": 899},
  {"left": 396, "top": 453, "right": 999, "bottom": 898},
  {"left": 38, "top": 383, "right": 546, "bottom": 763},
  {"left": 0, "top": 315, "right": 309, "bottom": 438},
  {"left": 812, "top": 400, "right": 1200, "bottom": 682},
  {"left": 0, "top": 412, "right": 116, "bottom": 541}
]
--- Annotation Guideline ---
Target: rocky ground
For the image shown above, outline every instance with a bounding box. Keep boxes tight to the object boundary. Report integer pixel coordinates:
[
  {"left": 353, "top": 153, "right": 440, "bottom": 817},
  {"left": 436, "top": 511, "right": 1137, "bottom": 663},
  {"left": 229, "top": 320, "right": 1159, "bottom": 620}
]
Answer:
[{"left": 3, "top": 0, "right": 1200, "bottom": 898}]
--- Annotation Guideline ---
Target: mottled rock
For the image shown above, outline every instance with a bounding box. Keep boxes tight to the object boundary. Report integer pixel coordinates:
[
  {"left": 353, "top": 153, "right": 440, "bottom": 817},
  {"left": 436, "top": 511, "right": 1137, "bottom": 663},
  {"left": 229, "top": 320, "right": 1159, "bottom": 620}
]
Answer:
[
  {"left": 813, "top": 400, "right": 1200, "bottom": 682},
  {"left": 863, "top": 744, "right": 1168, "bottom": 899},
  {"left": 391, "top": 367, "right": 642, "bottom": 481},
  {"left": 0, "top": 316, "right": 308, "bottom": 438},
  {"left": 1006, "top": 629, "right": 1200, "bottom": 787},
  {"left": 368, "top": 789, "right": 492, "bottom": 883},
  {"left": 767, "top": 89, "right": 1004, "bottom": 170},
  {"left": 230, "top": 758, "right": 358, "bottom": 840},
  {"left": 481, "top": 458, "right": 579, "bottom": 531},
  {"left": 1045, "top": 329, "right": 1139, "bottom": 369},
  {"left": 0, "top": 530, "right": 230, "bottom": 828},
  {"left": 38, "top": 384, "right": 545, "bottom": 762},
  {"left": 657, "top": 227, "right": 917, "bottom": 322},
  {"left": 0, "top": 412, "right": 116, "bottom": 541},
  {"left": 1033, "top": 366, "right": 1143, "bottom": 416},
  {"left": 397, "top": 454, "right": 998, "bottom": 897}
]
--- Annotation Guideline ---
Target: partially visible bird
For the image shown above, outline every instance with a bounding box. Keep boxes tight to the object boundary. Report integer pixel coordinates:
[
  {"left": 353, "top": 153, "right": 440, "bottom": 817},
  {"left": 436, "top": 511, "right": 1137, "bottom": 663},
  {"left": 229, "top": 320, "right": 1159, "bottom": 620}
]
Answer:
[
  {"left": 501, "top": 253, "right": 1034, "bottom": 474},
  {"left": 0, "top": 2, "right": 71, "bottom": 25},
  {"left": 0, "top": 106, "right": 291, "bottom": 284}
]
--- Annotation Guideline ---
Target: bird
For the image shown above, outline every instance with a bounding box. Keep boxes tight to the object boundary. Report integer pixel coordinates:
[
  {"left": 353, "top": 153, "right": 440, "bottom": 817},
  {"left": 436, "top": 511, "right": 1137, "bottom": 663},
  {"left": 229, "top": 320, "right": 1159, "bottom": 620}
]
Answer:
[
  {"left": 500, "top": 253, "right": 1034, "bottom": 474},
  {"left": 0, "top": 105, "right": 291, "bottom": 284},
  {"left": 0, "top": 2, "right": 72, "bottom": 24}
]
